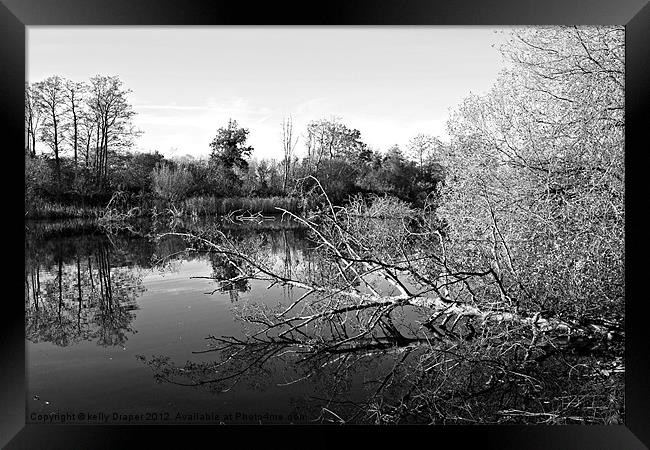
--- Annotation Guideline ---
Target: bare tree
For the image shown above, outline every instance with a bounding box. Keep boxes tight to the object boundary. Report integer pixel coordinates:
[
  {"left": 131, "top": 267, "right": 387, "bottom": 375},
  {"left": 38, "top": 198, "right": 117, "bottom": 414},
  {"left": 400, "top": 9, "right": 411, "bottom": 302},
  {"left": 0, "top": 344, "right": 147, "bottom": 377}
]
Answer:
[
  {"left": 144, "top": 176, "right": 622, "bottom": 423},
  {"left": 78, "top": 109, "right": 96, "bottom": 168},
  {"left": 87, "top": 75, "right": 140, "bottom": 186},
  {"left": 442, "top": 25, "right": 624, "bottom": 329},
  {"left": 281, "top": 115, "right": 299, "bottom": 193},
  {"left": 25, "top": 82, "right": 43, "bottom": 157},
  {"left": 406, "top": 134, "right": 443, "bottom": 169},
  {"left": 63, "top": 79, "right": 87, "bottom": 166},
  {"left": 34, "top": 76, "right": 67, "bottom": 182}
]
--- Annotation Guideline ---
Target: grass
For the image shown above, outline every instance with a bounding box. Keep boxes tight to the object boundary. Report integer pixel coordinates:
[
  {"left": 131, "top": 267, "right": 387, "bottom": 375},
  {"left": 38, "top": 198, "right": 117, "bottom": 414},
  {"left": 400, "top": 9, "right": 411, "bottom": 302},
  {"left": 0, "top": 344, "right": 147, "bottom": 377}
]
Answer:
[
  {"left": 25, "top": 201, "right": 105, "bottom": 220},
  {"left": 181, "top": 196, "right": 303, "bottom": 216},
  {"left": 26, "top": 195, "right": 306, "bottom": 220}
]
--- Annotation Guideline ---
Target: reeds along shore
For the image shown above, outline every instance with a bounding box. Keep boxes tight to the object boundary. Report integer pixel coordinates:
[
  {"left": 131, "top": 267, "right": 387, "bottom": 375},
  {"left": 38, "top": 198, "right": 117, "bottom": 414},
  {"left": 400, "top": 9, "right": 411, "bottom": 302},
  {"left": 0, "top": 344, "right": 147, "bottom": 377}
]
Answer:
[
  {"left": 25, "top": 196, "right": 304, "bottom": 220},
  {"left": 180, "top": 196, "right": 302, "bottom": 216},
  {"left": 26, "top": 202, "right": 105, "bottom": 220}
]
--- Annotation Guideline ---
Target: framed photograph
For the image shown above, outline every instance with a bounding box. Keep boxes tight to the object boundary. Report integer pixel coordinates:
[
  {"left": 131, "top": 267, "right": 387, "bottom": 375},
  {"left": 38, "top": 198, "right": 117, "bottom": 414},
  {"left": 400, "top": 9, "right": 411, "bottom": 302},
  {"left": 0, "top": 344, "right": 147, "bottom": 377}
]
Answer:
[{"left": 3, "top": 0, "right": 649, "bottom": 448}]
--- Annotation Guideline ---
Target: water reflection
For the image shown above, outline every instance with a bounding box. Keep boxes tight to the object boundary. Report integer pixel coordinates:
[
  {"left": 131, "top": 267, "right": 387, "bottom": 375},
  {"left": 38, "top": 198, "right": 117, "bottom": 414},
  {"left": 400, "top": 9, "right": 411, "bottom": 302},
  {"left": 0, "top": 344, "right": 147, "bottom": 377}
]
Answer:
[
  {"left": 24, "top": 219, "right": 311, "bottom": 346},
  {"left": 25, "top": 222, "right": 146, "bottom": 347},
  {"left": 204, "top": 228, "right": 307, "bottom": 303},
  {"left": 25, "top": 218, "right": 625, "bottom": 424},
  {"left": 25, "top": 218, "right": 399, "bottom": 423}
]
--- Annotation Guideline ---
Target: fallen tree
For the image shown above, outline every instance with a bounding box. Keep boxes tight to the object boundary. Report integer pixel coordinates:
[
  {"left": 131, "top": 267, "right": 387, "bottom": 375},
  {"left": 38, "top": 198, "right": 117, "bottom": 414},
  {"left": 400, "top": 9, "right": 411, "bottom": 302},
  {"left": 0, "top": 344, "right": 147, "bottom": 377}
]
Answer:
[
  {"left": 140, "top": 181, "right": 623, "bottom": 424},
  {"left": 140, "top": 26, "right": 625, "bottom": 423}
]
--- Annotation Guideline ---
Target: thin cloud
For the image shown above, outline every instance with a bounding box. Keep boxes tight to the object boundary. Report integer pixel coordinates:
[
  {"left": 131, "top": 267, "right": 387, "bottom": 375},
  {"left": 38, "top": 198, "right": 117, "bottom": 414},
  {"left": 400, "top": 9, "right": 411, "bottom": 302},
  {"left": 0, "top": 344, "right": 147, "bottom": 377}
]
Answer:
[{"left": 28, "top": 26, "right": 509, "bottom": 159}]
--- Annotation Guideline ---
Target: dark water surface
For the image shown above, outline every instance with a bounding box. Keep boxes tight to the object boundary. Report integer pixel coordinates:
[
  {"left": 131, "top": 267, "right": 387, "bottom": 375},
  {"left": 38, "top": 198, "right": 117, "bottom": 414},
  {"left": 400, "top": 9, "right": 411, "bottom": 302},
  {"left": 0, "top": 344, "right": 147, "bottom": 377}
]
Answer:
[{"left": 25, "top": 218, "right": 386, "bottom": 424}]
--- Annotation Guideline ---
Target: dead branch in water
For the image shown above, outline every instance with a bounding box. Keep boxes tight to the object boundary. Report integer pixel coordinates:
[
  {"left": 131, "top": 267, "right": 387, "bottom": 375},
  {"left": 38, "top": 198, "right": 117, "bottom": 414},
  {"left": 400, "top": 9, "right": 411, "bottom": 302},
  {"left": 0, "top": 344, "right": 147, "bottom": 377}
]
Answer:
[{"left": 145, "top": 180, "right": 623, "bottom": 423}]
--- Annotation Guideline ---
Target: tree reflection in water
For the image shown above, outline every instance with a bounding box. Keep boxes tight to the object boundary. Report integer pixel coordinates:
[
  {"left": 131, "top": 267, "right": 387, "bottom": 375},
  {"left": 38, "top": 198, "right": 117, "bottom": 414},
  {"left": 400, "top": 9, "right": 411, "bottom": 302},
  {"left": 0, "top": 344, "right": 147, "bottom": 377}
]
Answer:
[
  {"left": 26, "top": 216, "right": 622, "bottom": 424},
  {"left": 138, "top": 199, "right": 624, "bottom": 424},
  {"left": 138, "top": 223, "right": 427, "bottom": 423},
  {"left": 25, "top": 221, "right": 146, "bottom": 347}
]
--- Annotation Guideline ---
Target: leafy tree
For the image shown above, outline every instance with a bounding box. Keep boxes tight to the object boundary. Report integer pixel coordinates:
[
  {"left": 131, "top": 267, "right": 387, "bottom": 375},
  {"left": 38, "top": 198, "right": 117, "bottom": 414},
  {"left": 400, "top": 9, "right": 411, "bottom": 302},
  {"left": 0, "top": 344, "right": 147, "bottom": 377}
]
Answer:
[
  {"left": 209, "top": 119, "right": 253, "bottom": 170},
  {"left": 255, "top": 159, "right": 271, "bottom": 193},
  {"left": 184, "top": 158, "right": 220, "bottom": 196},
  {"left": 304, "top": 118, "right": 371, "bottom": 173},
  {"left": 314, "top": 159, "right": 359, "bottom": 204},
  {"left": 114, "top": 151, "right": 165, "bottom": 194},
  {"left": 209, "top": 119, "right": 254, "bottom": 192}
]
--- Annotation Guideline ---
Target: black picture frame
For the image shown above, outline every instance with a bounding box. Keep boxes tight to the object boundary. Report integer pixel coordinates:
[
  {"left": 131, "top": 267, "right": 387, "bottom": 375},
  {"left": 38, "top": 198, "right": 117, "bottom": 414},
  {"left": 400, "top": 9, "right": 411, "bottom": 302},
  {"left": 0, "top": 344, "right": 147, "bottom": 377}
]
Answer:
[{"left": 2, "top": 0, "right": 648, "bottom": 448}]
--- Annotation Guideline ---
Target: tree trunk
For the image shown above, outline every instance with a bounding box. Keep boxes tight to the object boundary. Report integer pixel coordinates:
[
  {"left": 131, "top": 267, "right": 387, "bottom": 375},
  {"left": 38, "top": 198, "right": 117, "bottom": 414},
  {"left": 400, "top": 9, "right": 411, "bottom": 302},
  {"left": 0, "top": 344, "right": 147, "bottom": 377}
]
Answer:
[
  {"left": 85, "top": 130, "right": 90, "bottom": 167},
  {"left": 101, "top": 126, "right": 109, "bottom": 187},
  {"left": 53, "top": 114, "right": 60, "bottom": 186},
  {"left": 94, "top": 121, "right": 100, "bottom": 176},
  {"left": 72, "top": 110, "right": 78, "bottom": 166}
]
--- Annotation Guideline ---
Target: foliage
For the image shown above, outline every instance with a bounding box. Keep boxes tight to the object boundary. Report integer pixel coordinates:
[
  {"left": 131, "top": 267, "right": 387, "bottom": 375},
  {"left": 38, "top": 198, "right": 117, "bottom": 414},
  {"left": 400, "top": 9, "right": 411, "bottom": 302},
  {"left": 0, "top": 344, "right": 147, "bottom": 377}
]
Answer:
[
  {"left": 407, "top": 133, "right": 444, "bottom": 168},
  {"left": 182, "top": 196, "right": 301, "bottom": 215},
  {"left": 357, "top": 146, "right": 444, "bottom": 205},
  {"left": 439, "top": 25, "right": 624, "bottom": 322},
  {"left": 209, "top": 119, "right": 253, "bottom": 169},
  {"left": 305, "top": 118, "right": 372, "bottom": 168},
  {"left": 136, "top": 26, "right": 625, "bottom": 424},
  {"left": 27, "top": 74, "right": 140, "bottom": 193},
  {"left": 25, "top": 231, "right": 146, "bottom": 348},
  {"left": 25, "top": 155, "right": 53, "bottom": 212},
  {"left": 151, "top": 162, "right": 195, "bottom": 203},
  {"left": 113, "top": 151, "right": 165, "bottom": 194},
  {"left": 143, "top": 185, "right": 623, "bottom": 424},
  {"left": 25, "top": 79, "right": 448, "bottom": 216}
]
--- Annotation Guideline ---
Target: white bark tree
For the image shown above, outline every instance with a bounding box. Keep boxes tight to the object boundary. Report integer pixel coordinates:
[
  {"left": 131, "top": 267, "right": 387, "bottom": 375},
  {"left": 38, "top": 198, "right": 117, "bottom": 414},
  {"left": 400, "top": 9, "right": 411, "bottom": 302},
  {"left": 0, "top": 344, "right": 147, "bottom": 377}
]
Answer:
[{"left": 439, "top": 25, "right": 624, "bottom": 324}]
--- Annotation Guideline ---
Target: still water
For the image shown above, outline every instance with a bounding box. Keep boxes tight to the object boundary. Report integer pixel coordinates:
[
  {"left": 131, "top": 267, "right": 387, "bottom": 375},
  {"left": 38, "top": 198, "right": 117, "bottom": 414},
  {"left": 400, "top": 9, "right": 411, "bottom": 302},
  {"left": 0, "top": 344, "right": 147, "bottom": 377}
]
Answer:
[{"left": 25, "top": 218, "right": 396, "bottom": 424}]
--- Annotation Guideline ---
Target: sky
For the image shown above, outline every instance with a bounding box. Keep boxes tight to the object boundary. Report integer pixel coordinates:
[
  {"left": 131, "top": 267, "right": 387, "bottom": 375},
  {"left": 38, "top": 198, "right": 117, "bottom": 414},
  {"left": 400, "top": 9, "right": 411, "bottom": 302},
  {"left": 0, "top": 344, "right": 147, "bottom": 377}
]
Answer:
[{"left": 27, "top": 26, "right": 511, "bottom": 160}]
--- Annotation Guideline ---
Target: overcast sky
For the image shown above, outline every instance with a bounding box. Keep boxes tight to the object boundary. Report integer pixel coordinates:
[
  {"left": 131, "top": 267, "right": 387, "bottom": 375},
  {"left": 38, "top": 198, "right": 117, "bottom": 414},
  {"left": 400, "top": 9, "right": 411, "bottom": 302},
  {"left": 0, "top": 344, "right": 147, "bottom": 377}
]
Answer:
[{"left": 27, "top": 26, "right": 511, "bottom": 160}]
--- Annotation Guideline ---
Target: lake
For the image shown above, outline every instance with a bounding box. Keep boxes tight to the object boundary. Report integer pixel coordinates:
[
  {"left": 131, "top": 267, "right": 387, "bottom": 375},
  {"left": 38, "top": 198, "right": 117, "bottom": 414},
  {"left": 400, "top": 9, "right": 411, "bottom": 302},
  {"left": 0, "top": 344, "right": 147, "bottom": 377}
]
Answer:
[{"left": 24, "top": 218, "right": 405, "bottom": 424}]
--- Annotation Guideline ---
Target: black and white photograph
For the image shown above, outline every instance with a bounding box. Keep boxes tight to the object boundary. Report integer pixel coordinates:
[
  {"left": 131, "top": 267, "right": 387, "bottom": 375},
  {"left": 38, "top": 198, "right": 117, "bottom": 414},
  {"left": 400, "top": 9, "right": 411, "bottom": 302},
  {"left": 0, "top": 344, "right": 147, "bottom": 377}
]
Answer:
[{"left": 23, "top": 25, "right": 626, "bottom": 426}]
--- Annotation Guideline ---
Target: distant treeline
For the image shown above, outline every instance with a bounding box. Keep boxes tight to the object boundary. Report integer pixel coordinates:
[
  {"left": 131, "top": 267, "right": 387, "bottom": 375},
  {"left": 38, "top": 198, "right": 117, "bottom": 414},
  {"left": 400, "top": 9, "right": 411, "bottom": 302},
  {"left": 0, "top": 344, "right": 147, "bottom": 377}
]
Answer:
[{"left": 25, "top": 78, "right": 447, "bottom": 217}]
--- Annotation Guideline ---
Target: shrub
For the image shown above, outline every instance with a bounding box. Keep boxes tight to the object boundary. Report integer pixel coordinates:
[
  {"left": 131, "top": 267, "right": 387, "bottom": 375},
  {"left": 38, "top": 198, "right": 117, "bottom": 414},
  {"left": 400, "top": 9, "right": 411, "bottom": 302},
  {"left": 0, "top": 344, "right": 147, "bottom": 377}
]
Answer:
[{"left": 151, "top": 163, "right": 194, "bottom": 203}]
